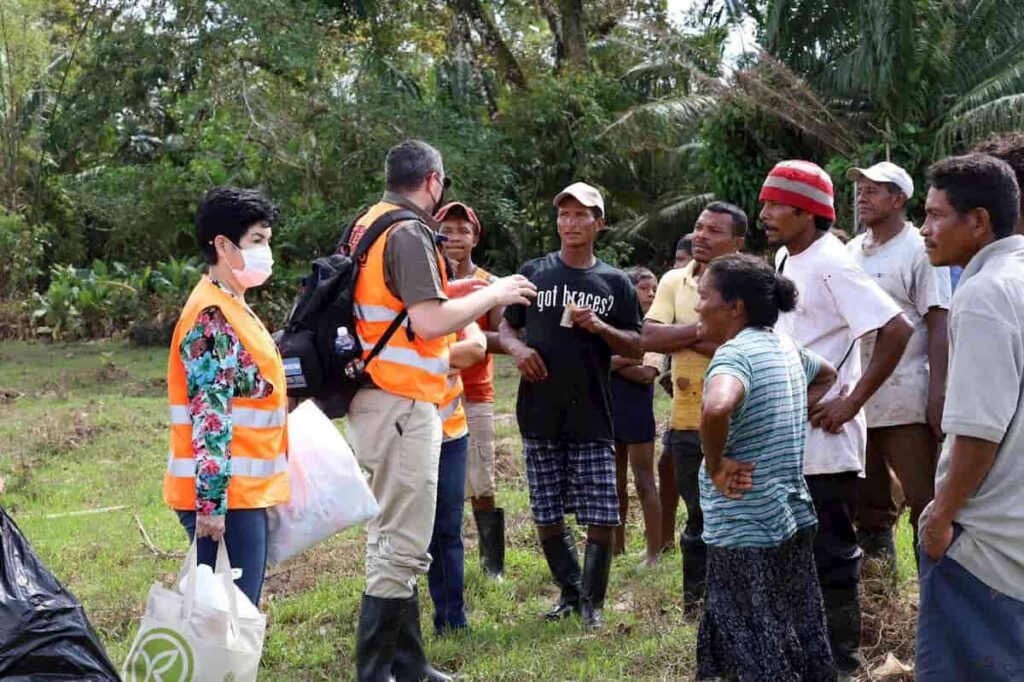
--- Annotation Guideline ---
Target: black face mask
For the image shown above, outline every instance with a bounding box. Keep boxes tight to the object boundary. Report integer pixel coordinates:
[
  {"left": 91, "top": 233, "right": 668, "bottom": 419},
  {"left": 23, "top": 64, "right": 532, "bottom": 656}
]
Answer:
[{"left": 431, "top": 174, "right": 452, "bottom": 214}]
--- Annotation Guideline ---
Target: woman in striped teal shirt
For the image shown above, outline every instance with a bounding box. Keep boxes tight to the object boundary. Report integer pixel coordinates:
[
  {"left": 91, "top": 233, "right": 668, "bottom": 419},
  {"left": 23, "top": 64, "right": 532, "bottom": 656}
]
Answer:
[{"left": 694, "top": 254, "right": 839, "bottom": 681}]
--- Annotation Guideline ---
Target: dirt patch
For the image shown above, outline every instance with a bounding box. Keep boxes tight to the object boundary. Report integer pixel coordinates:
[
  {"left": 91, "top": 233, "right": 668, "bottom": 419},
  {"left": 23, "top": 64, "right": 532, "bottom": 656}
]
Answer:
[
  {"left": 262, "top": 536, "right": 366, "bottom": 601},
  {"left": 858, "top": 559, "right": 918, "bottom": 680},
  {"left": 0, "top": 386, "right": 23, "bottom": 404},
  {"left": 7, "top": 407, "right": 103, "bottom": 490}
]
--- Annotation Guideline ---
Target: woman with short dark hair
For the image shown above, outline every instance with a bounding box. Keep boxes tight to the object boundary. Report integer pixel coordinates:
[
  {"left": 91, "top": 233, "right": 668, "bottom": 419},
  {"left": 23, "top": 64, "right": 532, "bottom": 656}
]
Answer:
[
  {"left": 695, "top": 253, "right": 838, "bottom": 680},
  {"left": 163, "top": 186, "right": 289, "bottom": 605}
]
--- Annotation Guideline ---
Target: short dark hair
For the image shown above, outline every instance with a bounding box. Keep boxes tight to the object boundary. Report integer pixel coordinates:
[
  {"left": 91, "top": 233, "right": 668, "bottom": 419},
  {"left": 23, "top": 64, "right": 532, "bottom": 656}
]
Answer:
[
  {"left": 676, "top": 234, "right": 693, "bottom": 254},
  {"left": 625, "top": 266, "right": 656, "bottom": 286},
  {"left": 707, "top": 253, "right": 798, "bottom": 328},
  {"left": 385, "top": 139, "right": 443, "bottom": 192},
  {"left": 973, "top": 133, "right": 1024, "bottom": 221},
  {"left": 705, "top": 201, "right": 748, "bottom": 238},
  {"left": 195, "top": 187, "right": 278, "bottom": 265},
  {"left": 814, "top": 215, "right": 833, "bottom": 232},
  {"left": 928, "top": 153, "right": 1021, "bottom": 239}
]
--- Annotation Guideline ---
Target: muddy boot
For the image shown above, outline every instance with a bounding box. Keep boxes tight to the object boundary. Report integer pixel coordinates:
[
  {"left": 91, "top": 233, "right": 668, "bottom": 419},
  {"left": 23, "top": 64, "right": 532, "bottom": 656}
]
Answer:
[
  {"left": 392, "top": 589, "right": 454, "bottom": 682},
  {"left": 474, "top": 508, "right": 505, "bottom": 580},
  {"left": 355, "top": 594, "right": 403, "bottom": 682},
  {"left": 680, "top": 530, "right": 707, "bottom": 615},
  {"left": 540, "top": 531, "right": 583, "bottom": 620},
  {"left": 581, "top": 539, "right": 613, "bottom": 629}
]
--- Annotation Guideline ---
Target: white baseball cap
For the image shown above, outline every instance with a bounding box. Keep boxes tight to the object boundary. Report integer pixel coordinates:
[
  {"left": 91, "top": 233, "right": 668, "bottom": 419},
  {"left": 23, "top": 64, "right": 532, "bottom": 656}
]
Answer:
[
  {"left": 553, "top": 182, "right": 605, "bottom": 218},
  {"left": 846, "top": 162, "right": 914, "bottom": 199}
]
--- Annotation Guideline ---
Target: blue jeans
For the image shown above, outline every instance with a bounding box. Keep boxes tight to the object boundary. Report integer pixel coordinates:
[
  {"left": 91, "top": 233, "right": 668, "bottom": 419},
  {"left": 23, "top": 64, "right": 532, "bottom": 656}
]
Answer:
[
  {"left": 177, "top": 508, "right": 268, "bottom": 606},
  {"left": 917, "top": 526, "right": 1024, "bottom": 681},
  {"left": 427, "top": 435, "right": 469, "bottom": 634}
]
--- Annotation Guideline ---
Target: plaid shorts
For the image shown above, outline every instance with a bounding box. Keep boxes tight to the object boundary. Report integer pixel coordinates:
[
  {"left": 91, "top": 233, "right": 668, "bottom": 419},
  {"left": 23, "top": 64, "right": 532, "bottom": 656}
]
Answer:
[{"left": 523, "top": 438, "right": 620, "bottom": 527}]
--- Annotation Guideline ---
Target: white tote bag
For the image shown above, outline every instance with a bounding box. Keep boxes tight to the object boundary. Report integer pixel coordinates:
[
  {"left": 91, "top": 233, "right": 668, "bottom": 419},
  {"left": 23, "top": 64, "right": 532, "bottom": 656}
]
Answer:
[
  {"left": 266, "top": 400, "right": 378, "bottom": 565},
  {"left": 122, "top": 540, "right": 266, "bottom": 682}
]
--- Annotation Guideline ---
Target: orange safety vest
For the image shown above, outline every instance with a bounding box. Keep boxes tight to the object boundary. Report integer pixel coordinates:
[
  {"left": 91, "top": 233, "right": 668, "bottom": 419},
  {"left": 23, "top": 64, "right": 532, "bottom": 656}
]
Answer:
[
  {"left": 459, "top": 267, "right": 496, "bottom": 404},
  {"left": 350, "top": 201, "right": 450, "bottom": 404},
  {"left": 164, "top": 277, "right": 290, "bottom": 511},
  {"left": 440, "top": 333, "right": 468, "bottom": 440}
]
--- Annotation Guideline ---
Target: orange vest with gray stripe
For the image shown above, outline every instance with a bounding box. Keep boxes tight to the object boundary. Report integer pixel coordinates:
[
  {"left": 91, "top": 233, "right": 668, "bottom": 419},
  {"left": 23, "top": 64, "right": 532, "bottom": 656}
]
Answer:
[
  {"left": 440, "top": 333, "right": 468, "bottom": 440},
  {"left": 164, "top": 277, "right": 290, "bottom": 511},
  {"left": 351, "top": 201, "right": 450, "bottom": 404}
]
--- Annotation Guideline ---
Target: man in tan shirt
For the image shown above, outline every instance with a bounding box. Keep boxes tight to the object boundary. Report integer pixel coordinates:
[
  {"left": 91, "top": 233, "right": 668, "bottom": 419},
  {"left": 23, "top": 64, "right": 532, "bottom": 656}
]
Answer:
[{"left": 641, "top": 201, "right": 746, "bottom": 612}]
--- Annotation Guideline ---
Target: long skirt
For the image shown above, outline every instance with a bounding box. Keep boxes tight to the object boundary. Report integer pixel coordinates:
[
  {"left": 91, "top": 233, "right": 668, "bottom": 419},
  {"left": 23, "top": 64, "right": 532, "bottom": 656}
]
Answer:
[{"left": 697, "top": 528, "right": 836, "bottom": 681}]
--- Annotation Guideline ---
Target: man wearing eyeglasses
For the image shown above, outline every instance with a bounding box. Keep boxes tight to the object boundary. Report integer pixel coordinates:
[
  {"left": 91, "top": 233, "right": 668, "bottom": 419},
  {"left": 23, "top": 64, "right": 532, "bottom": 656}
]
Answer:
[{"left": 346, "top": 139, "right": 537, "bottom": 681}]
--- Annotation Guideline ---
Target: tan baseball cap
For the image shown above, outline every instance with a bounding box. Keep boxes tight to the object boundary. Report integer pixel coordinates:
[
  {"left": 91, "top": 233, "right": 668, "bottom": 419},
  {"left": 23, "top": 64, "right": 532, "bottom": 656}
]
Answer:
[
  {"left": 553, "top": 182, "right": 605, "bottom": 218},
  {"left": 846, "top": 161, "right": 914, "bottom": 199}
]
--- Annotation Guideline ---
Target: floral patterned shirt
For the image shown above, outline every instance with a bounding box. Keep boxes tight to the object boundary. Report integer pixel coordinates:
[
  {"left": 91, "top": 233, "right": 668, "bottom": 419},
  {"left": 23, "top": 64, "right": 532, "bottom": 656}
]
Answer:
[{"left": 180, "top": 282, "right": 272, "bottom": 516}]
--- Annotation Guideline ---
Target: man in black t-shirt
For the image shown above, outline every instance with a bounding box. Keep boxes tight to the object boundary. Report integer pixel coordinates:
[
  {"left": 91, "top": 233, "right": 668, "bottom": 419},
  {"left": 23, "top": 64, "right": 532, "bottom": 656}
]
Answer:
[{"left": 499, "top": 182, "right": 643, "bottom": 629}]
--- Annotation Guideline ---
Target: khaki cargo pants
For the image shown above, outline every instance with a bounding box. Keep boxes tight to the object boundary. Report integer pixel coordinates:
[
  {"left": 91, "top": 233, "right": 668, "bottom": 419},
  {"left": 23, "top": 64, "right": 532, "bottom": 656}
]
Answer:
[
  {"left": 464, "top": 400, "right": 496, "bottom": 499},
  {"left": 347, "top": 388, "right": 442, "bottom": 599}
]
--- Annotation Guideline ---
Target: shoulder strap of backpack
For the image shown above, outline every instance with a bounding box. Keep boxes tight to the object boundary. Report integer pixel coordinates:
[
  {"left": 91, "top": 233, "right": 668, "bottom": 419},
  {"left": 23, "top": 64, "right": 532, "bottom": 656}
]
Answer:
[
  {"left": 350, "top": 207, "right": 425, "bottom": 365},
  {"left": 351, "top": 208, "right": 422, "bottom": 260}
]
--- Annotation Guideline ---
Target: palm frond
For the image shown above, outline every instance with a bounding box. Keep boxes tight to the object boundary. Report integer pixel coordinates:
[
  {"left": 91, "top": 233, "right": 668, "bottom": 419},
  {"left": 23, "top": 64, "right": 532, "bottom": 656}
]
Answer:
[
  {"left": 949, "top": 53, "right": 1024, "bottom": 118},
  {"left": 612, "top": 192, "right": 713, "bottom": 238},
  {"left": 937, "top": 93, "right": 1024, "bottom": 154},
  {"left": 731, "top": 54, "right": 863, "bottom": 154},
  {"left": 600, "top": 95, "right": 717, "bottom": 140}
]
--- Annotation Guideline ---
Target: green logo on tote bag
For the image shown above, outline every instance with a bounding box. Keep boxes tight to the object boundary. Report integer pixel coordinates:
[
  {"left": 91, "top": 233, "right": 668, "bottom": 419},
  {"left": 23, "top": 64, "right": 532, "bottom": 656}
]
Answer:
[{"left": 125, "top": 627, "right": 195, "bottom": 682}]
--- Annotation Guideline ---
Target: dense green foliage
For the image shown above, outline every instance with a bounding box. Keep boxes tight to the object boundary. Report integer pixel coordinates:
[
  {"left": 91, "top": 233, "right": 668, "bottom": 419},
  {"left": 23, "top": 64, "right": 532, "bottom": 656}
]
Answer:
[{"left": 2, "top": 0, "right": 1022, "bottom": 339}]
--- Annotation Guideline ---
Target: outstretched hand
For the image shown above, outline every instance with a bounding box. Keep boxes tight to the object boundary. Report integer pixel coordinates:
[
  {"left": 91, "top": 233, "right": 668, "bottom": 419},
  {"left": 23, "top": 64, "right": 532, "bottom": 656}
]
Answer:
[
  {"left": 445, "top": 278, "right": 488, "bottom": 299},
  {"left": 489, "top": 275, "right": 538, "bottom": 307}
]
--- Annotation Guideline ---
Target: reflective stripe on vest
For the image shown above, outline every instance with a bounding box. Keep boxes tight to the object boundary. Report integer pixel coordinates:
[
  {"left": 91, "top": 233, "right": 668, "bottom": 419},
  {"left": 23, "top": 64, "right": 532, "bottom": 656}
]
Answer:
[
  {"left": 439, "top": 394, "right": 462, "bottom": 421},
  {"left": 440, "top": 366, "right": 467, "bottom": 440},
  {"left": 166, "top": 451, "right": 288, "bottom": 479},
  {"left": 356, "top": 334, "right": 450, "bottom": 375},
  {"left": 354, "top": 303, "right": 400, "bottom": 323},
  {"left": 169, "top": 405, "right": 287, "bottom": 429}
]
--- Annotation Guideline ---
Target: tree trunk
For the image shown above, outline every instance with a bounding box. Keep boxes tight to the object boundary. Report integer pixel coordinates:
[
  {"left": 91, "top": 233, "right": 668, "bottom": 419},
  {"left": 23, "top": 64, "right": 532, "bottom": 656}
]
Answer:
[
  {"left": 451, "top": 11, "right": 499, "bottom": 117},
  {"left": 557, "top": 0, "right": 588, "bottom": 70},
  {"left": 536, "top": 0, "right": 565, "bottom": 68},
  {"left": 447, "top": 0, "right": 528, "bottom": 90}
]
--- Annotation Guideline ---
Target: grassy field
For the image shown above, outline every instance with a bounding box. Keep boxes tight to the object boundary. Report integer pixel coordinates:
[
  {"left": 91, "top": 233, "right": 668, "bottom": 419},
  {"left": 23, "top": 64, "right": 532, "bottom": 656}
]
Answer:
[{"left": 0, "top": 341, "right": 917, "bottom": 680}]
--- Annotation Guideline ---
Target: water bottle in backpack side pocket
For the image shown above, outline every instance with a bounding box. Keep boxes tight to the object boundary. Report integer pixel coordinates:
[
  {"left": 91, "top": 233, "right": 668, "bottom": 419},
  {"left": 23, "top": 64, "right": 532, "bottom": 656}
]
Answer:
[
  {"left": 334, "top": 326, "right": 364, "bottom": 379},
  {"left": 334, "top": 326, "right": 356, "bottom": 355}
]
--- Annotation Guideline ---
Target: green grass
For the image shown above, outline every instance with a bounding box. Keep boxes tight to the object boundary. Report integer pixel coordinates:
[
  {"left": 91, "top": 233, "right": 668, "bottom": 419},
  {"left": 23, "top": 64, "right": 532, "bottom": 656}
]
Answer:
[{"left": 0, "top": 341, "right": 918, "bottom": 680}]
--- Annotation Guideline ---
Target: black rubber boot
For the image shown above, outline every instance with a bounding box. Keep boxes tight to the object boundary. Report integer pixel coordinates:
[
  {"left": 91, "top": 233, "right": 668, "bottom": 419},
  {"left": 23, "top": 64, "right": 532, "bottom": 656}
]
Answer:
[
  {"left": 355, "top": 594, "right": 404, "bottom": 682},
  {"left": 391, "top": 589, "right": 454, "bottom": 682},
  {"left": 540, "top": 530, "right": 583, "bottom": 620},
  {"left": 856, "top": 527, "right": 896, "bottom": 558},
  {"left": 581, "top": 539, "right": 613, "bottom": 629},
  {"left": 857, "top": 527, "right": 898, "bottom": 585},
  {"left": 680, "top": 530, "right": 707, "bottom": 615},
  {"left": 474, "top": 508, "right": 506, "bottom": 580},
  {"left": 824, "top": 585, "right": 866, "bottom": 677}
]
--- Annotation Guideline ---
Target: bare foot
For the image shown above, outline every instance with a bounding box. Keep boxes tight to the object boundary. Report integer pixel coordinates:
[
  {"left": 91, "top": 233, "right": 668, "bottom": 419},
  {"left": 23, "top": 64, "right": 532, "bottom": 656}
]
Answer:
[{"left": 638, "top": 555, "right": 660, "bottom": 569}]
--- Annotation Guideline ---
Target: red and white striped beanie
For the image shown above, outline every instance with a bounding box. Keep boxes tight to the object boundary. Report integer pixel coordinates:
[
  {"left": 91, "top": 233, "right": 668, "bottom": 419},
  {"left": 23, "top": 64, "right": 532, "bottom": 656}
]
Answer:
[{"left": 759, "top": 160, "right": 836, "bottom": 221}]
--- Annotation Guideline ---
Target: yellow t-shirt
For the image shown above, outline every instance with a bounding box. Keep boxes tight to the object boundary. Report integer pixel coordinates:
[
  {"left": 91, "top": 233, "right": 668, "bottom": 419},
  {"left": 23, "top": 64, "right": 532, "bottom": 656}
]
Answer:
[{"left": 645, "top": 261, "right": 709, "bottom": 431}]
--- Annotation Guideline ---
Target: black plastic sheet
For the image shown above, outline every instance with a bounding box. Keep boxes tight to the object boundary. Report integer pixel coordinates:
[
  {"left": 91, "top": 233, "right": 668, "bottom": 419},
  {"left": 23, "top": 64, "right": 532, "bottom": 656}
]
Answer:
[{"left": 0, "top": 506, "right": 120, "bottom": 680}]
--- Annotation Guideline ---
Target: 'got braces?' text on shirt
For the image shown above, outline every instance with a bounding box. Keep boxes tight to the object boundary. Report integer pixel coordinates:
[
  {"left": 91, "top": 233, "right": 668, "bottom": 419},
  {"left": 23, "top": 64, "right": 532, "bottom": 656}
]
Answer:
[{"left": 534, "top": 283, "right": 616, "bottom": 317}]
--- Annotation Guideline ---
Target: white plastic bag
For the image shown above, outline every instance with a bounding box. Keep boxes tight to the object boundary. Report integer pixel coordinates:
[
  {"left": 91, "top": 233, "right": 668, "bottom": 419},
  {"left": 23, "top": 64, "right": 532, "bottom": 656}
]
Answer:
[
  {"left": 123, "top": 540, "right": 266, "bottom": 682},
  {"left": 266, "top": 400, "right": 378, "bottom": 565},
  {"left": 178, "top": 564, "right": 260, "bottom": 620}
]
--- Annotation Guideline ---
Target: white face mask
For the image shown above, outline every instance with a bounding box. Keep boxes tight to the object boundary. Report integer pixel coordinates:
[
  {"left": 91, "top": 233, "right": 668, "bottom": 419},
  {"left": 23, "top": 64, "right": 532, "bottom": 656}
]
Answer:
[{"left": 230, "top": 242, "right": 273, "bottom": 288}]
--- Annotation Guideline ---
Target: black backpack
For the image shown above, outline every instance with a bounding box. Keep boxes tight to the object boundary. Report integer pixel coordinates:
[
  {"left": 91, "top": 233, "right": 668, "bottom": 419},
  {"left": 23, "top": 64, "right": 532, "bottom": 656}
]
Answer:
[{"left": 275, "top": 207, "right": 420, "bottom": 416}]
